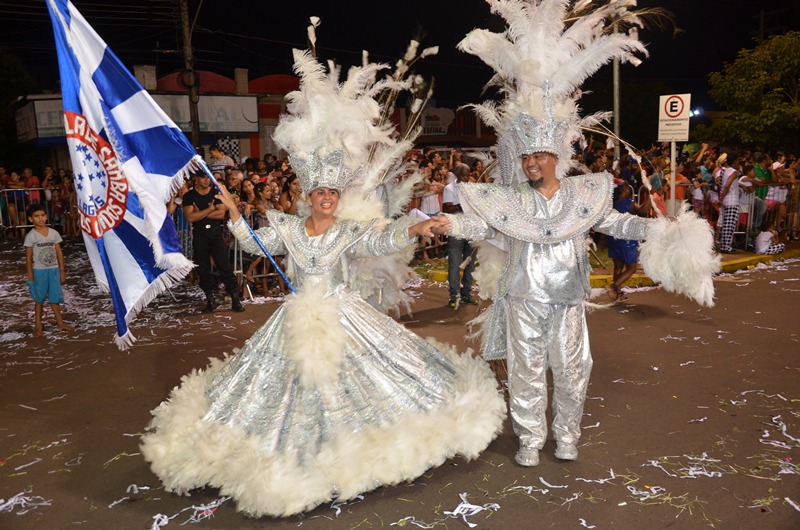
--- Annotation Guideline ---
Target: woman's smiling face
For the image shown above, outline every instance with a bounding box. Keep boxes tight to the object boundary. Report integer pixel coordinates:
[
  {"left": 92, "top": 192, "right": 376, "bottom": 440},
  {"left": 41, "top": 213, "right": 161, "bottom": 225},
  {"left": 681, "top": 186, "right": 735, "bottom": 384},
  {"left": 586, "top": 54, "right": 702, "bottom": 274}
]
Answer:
[{"left": 305, "top": 187, "right": 339, "bottom": 216}]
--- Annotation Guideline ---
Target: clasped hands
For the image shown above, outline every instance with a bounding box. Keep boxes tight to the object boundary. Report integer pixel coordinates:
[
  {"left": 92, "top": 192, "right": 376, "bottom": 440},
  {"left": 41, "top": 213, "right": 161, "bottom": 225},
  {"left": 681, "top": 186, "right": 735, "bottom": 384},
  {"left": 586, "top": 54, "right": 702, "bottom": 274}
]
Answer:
[{"left": 408, "top": 215, "right": 452, "bottom": 238}]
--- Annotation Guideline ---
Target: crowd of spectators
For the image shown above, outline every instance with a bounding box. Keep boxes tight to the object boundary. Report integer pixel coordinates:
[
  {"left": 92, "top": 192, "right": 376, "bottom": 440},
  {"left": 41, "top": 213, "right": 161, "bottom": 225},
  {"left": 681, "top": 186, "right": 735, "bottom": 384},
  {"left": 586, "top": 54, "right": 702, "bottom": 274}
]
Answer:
[
  {"left": 600, "top": 142, "right": 799, "bottom": 252},
  {"left": 3, "top": 139, "right": 797, "bottom": 305},
  {"left": 0, "top": 165, "right": 79, "bottom": 239},
  {"left": 175, "top": 152, "right": 297, "bottom": 298}
]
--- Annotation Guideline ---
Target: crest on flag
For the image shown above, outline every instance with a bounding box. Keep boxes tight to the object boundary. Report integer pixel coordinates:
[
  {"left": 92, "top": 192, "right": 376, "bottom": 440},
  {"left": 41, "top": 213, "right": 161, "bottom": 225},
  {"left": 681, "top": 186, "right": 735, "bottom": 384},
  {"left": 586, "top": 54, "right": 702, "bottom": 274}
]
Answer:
[
  {"left": 47, "top": 0, "right": 201, "bottom": 349},
  {"left": 65, "top": 111, "right": 129, "bottom": 238}
]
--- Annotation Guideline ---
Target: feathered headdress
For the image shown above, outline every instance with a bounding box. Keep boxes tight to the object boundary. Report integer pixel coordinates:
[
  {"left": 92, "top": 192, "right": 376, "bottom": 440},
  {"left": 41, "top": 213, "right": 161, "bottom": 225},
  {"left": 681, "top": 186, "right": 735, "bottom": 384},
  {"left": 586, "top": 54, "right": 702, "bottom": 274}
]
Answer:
[
  {"left": 458, "top": 0, "right": 648, "bottom": 183},
  {"left": 274, "top": 18, "right": 436, "bottom": 200},
  {"left": 273, "top": 47, "right": 395, "bottom": 194},
  {"left": 274, "top": 18, "right": 437, "bottom": 314}
]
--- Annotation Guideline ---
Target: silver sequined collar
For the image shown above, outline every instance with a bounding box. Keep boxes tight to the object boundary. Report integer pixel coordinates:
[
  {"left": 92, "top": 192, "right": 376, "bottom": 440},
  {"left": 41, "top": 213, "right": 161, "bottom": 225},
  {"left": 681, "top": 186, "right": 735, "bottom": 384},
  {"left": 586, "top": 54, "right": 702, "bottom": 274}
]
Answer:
[
  {"left": 267, "top": 211, "right": 377, "bottom": 274},
  {"left": 456, "top": 173, "right": 613, "bottom": 244}
]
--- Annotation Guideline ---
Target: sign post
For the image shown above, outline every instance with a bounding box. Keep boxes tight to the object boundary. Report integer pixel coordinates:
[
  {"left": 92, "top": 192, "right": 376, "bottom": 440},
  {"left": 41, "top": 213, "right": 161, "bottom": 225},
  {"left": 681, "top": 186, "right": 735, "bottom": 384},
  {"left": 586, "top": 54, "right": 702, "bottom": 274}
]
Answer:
[{"left": 658, "top": 93, "right": 691, "bottom": 216}]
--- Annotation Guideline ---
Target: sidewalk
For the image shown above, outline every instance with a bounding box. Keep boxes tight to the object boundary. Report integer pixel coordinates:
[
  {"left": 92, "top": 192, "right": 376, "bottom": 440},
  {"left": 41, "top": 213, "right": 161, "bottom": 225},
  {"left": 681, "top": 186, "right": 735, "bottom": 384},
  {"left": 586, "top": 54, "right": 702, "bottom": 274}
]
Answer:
[{"left": 422, "top": 242, "right": 800, "bottom": 288}]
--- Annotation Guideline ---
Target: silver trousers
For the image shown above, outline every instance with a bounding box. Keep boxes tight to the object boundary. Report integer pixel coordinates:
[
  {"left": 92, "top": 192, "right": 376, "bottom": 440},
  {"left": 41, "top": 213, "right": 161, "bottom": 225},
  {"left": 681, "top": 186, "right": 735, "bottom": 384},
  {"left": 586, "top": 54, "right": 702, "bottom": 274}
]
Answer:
[{"left": 505, "top": 297, "right": 592, "bottom": 449}]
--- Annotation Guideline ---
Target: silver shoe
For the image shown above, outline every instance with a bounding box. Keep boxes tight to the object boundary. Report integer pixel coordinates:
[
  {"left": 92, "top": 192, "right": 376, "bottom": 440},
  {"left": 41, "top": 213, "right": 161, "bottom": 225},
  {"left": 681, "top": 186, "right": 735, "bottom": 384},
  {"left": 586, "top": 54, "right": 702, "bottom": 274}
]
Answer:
[
  {"left": 555, "top": 443, "right": 578, "bottom": 461},
  {"left": 515, "top": 446, "right": 540, "bottom": 467}
]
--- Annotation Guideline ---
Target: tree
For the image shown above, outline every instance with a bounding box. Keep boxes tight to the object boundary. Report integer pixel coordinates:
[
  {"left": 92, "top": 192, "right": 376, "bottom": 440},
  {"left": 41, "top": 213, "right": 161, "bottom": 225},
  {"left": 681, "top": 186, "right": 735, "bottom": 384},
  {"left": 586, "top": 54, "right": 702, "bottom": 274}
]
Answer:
[{"left": 704, "top": 31, "right": 800, "bottom": 150}]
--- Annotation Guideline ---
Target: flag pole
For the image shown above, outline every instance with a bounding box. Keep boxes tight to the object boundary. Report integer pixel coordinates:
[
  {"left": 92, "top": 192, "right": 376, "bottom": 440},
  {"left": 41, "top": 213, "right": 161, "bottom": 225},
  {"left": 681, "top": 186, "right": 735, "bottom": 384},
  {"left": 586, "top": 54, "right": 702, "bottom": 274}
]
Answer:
[{"left": 197, "top": 162, "right": 296, "bottom": 294}]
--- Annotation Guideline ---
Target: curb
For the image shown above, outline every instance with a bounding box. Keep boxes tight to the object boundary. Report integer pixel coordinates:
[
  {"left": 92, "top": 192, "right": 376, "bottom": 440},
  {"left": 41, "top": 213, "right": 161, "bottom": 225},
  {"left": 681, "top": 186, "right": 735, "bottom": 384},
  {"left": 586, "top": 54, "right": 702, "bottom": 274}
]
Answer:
[{"left": 422, "top": 248, "right": 800, "bottom": 288}]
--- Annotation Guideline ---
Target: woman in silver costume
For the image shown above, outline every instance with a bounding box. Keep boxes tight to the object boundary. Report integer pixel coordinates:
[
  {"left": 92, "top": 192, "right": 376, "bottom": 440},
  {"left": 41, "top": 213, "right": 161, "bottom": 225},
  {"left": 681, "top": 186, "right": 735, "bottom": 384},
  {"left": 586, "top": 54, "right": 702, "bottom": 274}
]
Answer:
[{"left": 140, "top": 178, "right": 506, "bottom": 517}]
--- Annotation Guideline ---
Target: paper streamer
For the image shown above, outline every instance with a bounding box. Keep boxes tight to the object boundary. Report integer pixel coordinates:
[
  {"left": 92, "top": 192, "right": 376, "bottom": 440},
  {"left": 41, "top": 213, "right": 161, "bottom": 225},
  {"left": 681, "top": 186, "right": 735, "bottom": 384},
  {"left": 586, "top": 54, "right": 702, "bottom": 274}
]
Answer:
[
  {"left": 442, "top": 492, "right": 500, "bottom": 529},
  {"left": 0, "top": 488, "right": 52, "bottom": 515}
]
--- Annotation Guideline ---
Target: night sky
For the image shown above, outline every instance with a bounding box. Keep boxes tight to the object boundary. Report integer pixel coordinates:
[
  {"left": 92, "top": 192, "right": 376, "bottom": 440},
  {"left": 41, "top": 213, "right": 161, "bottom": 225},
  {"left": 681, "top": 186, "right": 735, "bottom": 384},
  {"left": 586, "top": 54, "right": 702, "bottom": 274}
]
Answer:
[{"left": 1, "top": 0, "right": 798, "bottom": 111}]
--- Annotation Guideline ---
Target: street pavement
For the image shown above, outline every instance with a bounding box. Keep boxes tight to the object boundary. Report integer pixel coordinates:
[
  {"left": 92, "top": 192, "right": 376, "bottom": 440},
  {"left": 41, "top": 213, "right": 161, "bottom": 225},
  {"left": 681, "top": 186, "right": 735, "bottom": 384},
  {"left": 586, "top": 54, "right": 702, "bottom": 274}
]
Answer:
[{"left": 1, "top": 238, "right": 799, "bottom": 529}]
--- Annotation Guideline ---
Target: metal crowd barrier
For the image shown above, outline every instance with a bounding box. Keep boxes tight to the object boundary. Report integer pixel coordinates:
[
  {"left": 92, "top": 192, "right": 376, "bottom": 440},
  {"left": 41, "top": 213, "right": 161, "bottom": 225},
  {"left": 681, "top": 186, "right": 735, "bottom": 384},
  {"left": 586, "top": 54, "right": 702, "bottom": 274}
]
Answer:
[
  {"left": 1, "top": 187, "right": 55, "bottom": 236},
  {"left": 734, "top": 191, "right": 755, "bottom": 250},
  {"left": 229, "top": 210, "right": 285, "bottom": 299}
]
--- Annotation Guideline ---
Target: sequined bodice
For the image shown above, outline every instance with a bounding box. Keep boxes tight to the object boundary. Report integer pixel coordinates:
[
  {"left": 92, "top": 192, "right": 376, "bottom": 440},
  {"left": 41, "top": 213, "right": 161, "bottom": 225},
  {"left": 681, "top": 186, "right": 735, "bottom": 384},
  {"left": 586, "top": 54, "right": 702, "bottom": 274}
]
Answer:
[{"left": 230, "top": 213, "right": 412, "bottom": 293}]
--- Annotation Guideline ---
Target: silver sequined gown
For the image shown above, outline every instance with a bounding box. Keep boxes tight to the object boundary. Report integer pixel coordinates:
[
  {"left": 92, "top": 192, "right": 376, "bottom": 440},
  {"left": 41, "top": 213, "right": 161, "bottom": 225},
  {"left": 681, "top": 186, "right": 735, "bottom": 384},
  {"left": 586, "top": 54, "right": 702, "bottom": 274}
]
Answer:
[
  {"left": 445, "top": 174, "right": 649, "bottom": 453},
  {"left": 141, "top": 211, "right": 506, "bottom": 518}
]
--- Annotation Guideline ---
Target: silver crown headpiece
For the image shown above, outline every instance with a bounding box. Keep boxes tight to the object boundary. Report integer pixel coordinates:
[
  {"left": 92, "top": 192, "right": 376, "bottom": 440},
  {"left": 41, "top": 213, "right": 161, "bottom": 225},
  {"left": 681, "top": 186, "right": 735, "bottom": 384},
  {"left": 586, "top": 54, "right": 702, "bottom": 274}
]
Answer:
[
  {"left": 509, "top": 82, "right": 572, "bottom": 158},
  {"left": 289, "top": 150, "right": 358, "bottom": 194},
  {"left": 458, "top": 0, "right": 649, "bottom": 183}
]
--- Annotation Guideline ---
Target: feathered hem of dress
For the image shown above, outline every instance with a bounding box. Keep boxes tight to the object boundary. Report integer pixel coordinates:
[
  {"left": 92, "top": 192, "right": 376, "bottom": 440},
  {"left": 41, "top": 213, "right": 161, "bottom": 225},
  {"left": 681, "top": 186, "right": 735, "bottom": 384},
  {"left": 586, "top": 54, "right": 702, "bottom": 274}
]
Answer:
[{"left": 140, "top": 340, "right": 506, "bottom": 518}]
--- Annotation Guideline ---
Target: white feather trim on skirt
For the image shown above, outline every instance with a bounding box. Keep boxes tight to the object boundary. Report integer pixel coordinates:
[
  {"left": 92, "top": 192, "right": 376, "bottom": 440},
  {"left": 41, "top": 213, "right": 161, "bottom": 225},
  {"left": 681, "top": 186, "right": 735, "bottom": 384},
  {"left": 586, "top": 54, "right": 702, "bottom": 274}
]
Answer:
[{"left": 141, "top": 289, "right": 506, "bottom": 518}]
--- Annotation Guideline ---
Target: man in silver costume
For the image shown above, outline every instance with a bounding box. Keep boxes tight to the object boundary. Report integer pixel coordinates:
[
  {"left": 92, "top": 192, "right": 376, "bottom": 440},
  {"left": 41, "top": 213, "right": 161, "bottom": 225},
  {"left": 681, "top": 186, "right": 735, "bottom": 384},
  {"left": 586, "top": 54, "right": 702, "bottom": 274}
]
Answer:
[
  {"left": 434, "top": 0, "right": 719, "bottom": 468},
  {"left": 436, "top": 144, "right": 648, "bottom": 467}
]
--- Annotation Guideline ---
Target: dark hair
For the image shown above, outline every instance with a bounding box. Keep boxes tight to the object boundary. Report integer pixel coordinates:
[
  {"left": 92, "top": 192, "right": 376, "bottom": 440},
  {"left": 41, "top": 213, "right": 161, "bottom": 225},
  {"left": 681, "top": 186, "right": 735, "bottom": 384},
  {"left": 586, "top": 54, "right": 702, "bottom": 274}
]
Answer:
[
  {"left": 613, "top": 183, "right": 630, "bottom": 202},
  {"left": 759, "top": 217, "right": 773, "bottom": 232},
  {"left": 27, "top": 203, "right": 47, "bottom": 218},
  {"left": 282, "top": 174, "right": 299, "bottom": 195},
  {"left": 254, "top": 182, "right": 267, "bottom": 196}
]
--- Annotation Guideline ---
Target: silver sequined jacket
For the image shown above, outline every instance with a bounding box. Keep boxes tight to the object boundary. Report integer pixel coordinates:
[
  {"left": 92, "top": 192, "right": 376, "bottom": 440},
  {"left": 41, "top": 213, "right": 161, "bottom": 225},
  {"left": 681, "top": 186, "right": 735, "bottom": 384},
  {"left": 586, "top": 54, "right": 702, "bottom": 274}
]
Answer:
[
  {"left": 229, "top": 211, "right": 413, "bottom": 292},
  {"left": 444, "top": 173, "right": 651, "bottom": 359}
]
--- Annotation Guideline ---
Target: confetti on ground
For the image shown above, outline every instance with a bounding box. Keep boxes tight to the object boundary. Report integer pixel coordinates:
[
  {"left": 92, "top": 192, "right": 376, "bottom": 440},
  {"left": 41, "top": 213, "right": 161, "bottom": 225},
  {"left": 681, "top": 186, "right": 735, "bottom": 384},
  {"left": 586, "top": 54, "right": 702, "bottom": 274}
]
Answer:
[
  {"left": 329, "top": 495, "right": 364, "bottom": 516},
  {"left": 108, "top": 496, "right": 129, "bottom": 508},
  {"left": 575, "top": 469, "right": 616, "bottom": 484},
  {"left": 441, "top": 492, "right": 499, "bottom": 529},
  {"left": 503, "top": 484, "right": 549, "bottom": 496},
  {"left": 14, "top": 457, "right": 42, "bottom": 471},
  {"left": 149, "top": 496, "right": 231, "bottom": 529},
  {"left": 389, "top": 515, "right": 441, "bottom": 528},
  {"left": 103, "top": 451, "right": 141, "bottom": 468},
  {"left": 611, "top": 379, "right": 652, "bottom": 386},
  {"left": 0, "top": 487, "right": 52, "bottom": 515},
  {"left": 539, "top": 478, "right": 568, "bottom": 489}
]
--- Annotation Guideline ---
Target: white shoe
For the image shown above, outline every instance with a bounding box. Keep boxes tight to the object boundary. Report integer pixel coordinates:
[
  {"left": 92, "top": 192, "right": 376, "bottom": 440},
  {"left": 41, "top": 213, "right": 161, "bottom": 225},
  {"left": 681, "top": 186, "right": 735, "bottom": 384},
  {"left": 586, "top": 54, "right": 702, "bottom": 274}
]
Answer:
[
  {"left": 515, "top": 446, "right": 540, "bottom": 467},
  {"left": 555, "top": 443, "right": 578, "bottom": 461}
]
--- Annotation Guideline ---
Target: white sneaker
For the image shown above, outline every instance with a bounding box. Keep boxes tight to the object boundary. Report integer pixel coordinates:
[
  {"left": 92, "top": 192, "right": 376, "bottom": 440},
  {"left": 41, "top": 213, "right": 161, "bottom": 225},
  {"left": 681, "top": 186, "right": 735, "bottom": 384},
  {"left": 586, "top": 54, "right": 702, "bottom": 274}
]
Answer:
[{"left": 515, "top": 446, "right": 540, "bottom": 467}]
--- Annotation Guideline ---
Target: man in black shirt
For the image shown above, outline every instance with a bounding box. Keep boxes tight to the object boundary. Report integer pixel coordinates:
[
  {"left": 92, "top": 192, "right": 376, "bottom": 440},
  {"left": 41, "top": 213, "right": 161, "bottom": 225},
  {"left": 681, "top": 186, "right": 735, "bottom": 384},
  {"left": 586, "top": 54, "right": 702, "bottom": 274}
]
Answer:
[{"left": 183, "top": 172, "right": 244, "bottom": 312}]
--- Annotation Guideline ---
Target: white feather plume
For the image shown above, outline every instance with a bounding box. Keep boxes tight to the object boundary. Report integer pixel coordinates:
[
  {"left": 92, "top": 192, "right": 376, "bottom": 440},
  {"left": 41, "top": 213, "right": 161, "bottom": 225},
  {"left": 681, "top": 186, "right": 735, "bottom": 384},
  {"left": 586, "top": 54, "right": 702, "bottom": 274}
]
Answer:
[
  {"left": 639, "top": 204, "right": 721, "bottom": 307},
  {"left": 458, "top": 0, "right": 648, "bottom": 172}
]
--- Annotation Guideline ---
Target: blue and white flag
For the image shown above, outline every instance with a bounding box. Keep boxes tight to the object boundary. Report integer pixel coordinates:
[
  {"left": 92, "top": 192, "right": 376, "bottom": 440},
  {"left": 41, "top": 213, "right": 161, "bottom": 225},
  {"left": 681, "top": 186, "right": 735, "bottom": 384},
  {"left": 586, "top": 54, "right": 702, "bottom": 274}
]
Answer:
[{"left": 46, "top": 0, "right": 199, "bottom": 349}]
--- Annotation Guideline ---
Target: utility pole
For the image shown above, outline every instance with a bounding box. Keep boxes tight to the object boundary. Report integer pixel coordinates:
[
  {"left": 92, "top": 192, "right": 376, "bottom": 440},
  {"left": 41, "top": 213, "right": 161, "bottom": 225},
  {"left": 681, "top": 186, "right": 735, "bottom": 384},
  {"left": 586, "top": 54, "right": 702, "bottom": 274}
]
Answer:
[
  {"left": 179, "top": 0, "right": 200, "bottom": 149},
  {"left": 613, "top": 56, "right": 620, "bottom": 161}
]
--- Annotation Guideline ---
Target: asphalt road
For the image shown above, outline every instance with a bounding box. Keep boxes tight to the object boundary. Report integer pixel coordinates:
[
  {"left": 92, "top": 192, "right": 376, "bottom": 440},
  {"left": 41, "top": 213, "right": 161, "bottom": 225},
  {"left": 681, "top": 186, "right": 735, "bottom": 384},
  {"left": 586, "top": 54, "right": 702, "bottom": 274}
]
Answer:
[{"left": 1, "top": 239, "right": 798, "bottom": 529}]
